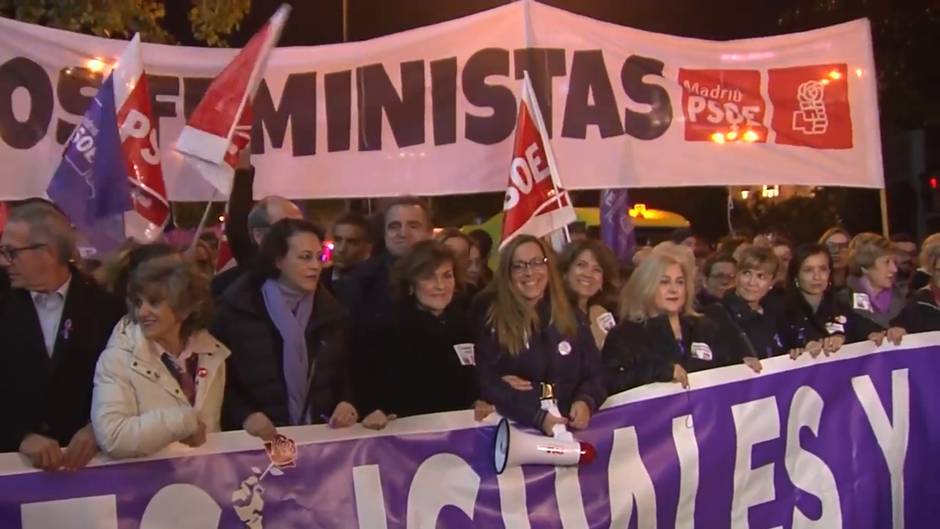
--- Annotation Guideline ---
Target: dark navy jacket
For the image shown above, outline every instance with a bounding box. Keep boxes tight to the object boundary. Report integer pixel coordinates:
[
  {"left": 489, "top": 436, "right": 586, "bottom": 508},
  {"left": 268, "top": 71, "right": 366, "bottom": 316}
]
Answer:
[
  {"left": 704, "top": 292, "right": 787, "bottom": 361},
  {"left": 476, "top": 296, "right": 606, "bottom": 430},
  {"left": 893, "top": 288, "right": 940, "bottom": 334}
]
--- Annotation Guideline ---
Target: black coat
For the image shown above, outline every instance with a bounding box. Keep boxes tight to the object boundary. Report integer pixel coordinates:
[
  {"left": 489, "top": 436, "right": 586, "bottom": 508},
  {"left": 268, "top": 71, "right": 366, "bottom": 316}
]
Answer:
[
  {"left": 344, "top": 252, "right": 398, "bottom": 415},
  {"left": 834, "top": 277, "right": 907, "bottom": 343},
  {"left": 893, "top": 288, "right": 940, "bottom": 334},
  {"left": 0, "top": 272, "right": 123, "bottom": 451},
  {"left": 703, "top": 292, "right": 787, "bottom": 361},
  {"left": 779, "top": 290, "right": 849, "bottom": 349},
  {"left": 376, "top": 300, "right": 479, "bottom": 417},
  {"left": 908, "top": 269, "right": 931, "bottom": 294},
  {"left": 475, "top": 297, "right": 606, "bottom": 430},
  {"left": 211, "top": 274, "right": 354, "bottom": 429},
  {"left": 603, "top": 314, "right": 730, "bottom": 395}
]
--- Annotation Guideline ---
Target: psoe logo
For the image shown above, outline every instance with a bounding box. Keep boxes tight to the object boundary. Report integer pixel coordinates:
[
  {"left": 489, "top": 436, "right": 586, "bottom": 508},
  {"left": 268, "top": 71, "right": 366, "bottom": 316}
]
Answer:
[
  {"left": 792, "top": 80, "right": 829, "bottom": 135},
  {"left": 768, "top": 64, "right": 853, "bottom": 149}
]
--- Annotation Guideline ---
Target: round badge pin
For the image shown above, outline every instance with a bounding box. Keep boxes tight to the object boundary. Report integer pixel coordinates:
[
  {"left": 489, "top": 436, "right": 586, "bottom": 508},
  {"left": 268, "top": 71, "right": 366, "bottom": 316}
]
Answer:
[
  {"left": 558, "top": 341, "right": 572, "bottom": 356},
  {"left": 197, "top": 367, "right": 208, "bottom": 378}
]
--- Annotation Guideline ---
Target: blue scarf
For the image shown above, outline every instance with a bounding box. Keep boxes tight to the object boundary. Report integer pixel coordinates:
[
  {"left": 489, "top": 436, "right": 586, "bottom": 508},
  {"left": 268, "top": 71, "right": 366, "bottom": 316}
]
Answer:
[{"left": 262, "top": 278, "right": 315, "bottom": 425}]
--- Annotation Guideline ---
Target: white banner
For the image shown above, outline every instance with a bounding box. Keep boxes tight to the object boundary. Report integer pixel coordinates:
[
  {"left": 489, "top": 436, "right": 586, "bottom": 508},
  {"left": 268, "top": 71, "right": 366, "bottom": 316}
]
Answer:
[{"left": 0, "top": 1, "right": 883, "bottom": 200}]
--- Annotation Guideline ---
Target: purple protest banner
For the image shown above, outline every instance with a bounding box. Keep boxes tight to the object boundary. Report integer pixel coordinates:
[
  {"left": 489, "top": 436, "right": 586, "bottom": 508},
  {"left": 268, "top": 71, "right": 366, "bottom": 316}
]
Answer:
[{"left": 1, "top": 333, "right": 938, "bottom": 529}]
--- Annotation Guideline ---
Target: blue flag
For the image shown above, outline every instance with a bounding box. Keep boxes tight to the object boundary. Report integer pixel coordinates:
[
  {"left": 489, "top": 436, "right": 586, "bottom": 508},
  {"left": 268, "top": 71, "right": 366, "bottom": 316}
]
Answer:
[
  {"left": 600, "top": 188, "right": 635, "bottom": 264},
  {"left": 47, "top": 75, "right": 130, "bottom": 254}
]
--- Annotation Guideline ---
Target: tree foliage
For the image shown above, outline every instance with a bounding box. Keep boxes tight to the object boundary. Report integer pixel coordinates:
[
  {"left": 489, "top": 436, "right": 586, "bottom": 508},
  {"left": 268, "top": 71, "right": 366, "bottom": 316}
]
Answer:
[
  {"left": 776, "top": 0, "right": 940, "bottom": 129},
  {"left": 0, "top": 0, "right": 251, "bottom": 47}
]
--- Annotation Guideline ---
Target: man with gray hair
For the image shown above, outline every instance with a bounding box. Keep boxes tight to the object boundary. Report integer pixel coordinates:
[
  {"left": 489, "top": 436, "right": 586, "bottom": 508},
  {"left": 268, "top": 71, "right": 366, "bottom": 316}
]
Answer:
[
  {"left": 211, "top": 195, "right": 304, "bottom": 297},
  {"left": 0, "top": 200, "right": 123, "bottom": 470}
]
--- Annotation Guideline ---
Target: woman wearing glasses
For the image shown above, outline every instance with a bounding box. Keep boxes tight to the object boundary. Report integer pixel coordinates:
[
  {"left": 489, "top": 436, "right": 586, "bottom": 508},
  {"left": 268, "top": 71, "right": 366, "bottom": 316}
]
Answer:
[
  {"left": 603, "top": 245, "right": 729, "bottom": 393},
  {"left": 819, "top": 227, "right": 851, "bottom": 290},
  {"left": 476, "top": 235, "right": 606, "bottom": 436},
  {"left": 211, "top": 219, "right": 358, "bottom": 440}
]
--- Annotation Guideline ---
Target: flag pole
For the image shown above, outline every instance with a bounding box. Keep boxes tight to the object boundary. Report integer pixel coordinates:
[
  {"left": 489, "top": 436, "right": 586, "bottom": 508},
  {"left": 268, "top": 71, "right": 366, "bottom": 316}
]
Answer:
[
  {"left": 522, "top": 71, "right": 571, "bottom": 245},
  {"left": 521, "top": 0, "right": 570, "bottom": 245},
  {"left": 191, "top": 189, "right": 218, "bottom": 251},
  {"left": 879, "top": 188, "right": 890, "bottom": 237}
]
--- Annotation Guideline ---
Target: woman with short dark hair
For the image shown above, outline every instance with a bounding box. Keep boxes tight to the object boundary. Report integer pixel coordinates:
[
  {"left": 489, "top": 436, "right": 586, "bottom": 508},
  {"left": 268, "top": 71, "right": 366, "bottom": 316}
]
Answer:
[
  {"left": 92, "top": 257, "right": 226, "bottom": 458},
  {"left": 359, "top": 240, "right": 480, "bottom": 428},
  {"left": 212, "top": 218, "right": 358, "bottom": 440}
]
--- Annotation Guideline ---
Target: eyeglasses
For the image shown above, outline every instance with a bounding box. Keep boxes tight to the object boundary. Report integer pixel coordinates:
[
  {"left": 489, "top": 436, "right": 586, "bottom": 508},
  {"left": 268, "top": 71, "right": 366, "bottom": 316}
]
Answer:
[
  {"left": 510, "top": 257, "right": 549, "bottom": 274},
  {"left": 709, "top": 273, "right": 736, "bottom": 281},
  {"left": 826, "top": 242, "right": 848, "bottom": 252},
  {"left": 0, "top": 243, "right": 46, "bottom": 262}
]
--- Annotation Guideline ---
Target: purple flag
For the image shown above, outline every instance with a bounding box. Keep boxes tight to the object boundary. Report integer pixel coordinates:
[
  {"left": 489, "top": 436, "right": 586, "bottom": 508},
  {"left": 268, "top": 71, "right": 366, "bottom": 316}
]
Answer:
[
  {"left": 600, "top": 188, "right": 635, "bottom": 263},
  {"left": 47, "top": 75, "right": 130, "bottom": 255}
]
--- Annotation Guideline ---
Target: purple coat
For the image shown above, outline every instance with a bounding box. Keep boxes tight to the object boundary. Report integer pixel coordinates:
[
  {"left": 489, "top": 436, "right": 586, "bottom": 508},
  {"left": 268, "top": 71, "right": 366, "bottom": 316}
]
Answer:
[{"left": 475, "top": 296, "right": 607, "bottom": 430}]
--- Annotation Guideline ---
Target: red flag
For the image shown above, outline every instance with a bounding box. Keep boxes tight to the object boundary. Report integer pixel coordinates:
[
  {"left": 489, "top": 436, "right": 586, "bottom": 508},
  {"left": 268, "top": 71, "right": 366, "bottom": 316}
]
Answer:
[
  {"left": 114, "top": 34, "right": 169, "bottom": 242},
  {"left": 215, "top": 233, "right": 234, "bottom": 272},
  {"left": 500, "top": 73, "right": 576, "bottom": 249},
  {"left": 175, "top": 5, "right": 289, "bottom": 195}
]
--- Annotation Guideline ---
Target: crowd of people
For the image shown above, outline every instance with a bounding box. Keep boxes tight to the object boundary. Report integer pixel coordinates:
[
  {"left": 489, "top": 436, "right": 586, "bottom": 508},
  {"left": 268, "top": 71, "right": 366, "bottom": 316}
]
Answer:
[{"left": 1, "top": 191, "right": 938, "bottom": 471}]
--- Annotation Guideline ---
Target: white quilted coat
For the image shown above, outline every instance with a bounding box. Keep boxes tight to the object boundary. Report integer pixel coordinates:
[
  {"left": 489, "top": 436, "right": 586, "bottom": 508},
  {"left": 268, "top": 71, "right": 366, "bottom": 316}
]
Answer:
[{"left": 91, "top": 319, "right": 230, "bottom": 458}]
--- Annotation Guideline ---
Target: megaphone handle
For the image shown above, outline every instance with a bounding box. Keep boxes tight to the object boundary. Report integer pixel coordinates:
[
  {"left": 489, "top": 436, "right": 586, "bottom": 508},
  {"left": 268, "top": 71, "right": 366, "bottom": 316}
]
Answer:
[{"left": 541, "top": 399, "right": 572, "bottom": 440}]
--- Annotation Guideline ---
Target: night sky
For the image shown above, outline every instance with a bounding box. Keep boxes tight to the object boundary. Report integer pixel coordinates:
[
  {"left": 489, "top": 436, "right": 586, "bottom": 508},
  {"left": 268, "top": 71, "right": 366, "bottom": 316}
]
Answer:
[
  {"left": 169, "top": 0, "right": 827, "bottom": 47},
  {"left": 158, "top": 0, "right": 937, "bottom": 238}
]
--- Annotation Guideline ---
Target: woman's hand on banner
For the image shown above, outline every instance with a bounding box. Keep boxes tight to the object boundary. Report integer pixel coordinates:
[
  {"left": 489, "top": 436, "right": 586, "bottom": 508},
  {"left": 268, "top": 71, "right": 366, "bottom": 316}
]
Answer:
[
  {"left": 362, "top": 410, "right": 396, "bottom": 430},
  {"left": 329, "top": 402, "right": 358, "bottom": 428},
  {"left": 244, "top": 412, "right": 277, "bottom": 441},
  {"left": 568, "top": 401, "right": 591, "bottom": 429}
]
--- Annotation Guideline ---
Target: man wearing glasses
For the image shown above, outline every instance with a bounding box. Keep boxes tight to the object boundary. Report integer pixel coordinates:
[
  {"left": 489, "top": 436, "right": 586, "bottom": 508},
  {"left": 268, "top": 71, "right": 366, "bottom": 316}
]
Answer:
[{"left": 0, "top": 201, "right": 123, "bottom": 470}]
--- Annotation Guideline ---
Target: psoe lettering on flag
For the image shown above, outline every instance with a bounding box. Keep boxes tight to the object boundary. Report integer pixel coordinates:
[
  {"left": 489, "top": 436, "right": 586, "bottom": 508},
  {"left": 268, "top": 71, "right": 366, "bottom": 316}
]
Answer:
[
  {"left": 47, "top": 33, "right": 167, "bottom": 254},
  {"left": 114, "top": 34, "right": 169, "bottom": 243},
  {"left": 500, "top": 72, "right": 577, "bottom": 249},
  {"left": 175, "top": 5, "right": 290, "bottom": 196}
]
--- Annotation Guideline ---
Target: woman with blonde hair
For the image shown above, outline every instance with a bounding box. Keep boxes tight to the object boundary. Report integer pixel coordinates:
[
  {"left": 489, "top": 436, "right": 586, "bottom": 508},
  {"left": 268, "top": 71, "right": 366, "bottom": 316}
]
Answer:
[
  {"left": 603, "top": 245, "right": 728, "bottom": 393},
  {"left": 475, "top": 235, "right": 605, "bottom": 436},
  {"left": 92, "top": 257, "right": 228, "bottom": 458},
  {"left": 835, "top": 234, "right": 906, "bottom": 345}
]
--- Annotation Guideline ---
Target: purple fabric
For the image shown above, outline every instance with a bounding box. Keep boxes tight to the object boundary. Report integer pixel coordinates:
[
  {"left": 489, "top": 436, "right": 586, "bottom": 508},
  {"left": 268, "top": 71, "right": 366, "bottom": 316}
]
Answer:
[
  {"left": 859, "top": 276, "right": 893, "bottom": 314},
  {"left": 46, "top": 75, "right": 131, "bottom": 255},
  {"left": 261, "top": 278, "right": 314, "bottom": 425},
  {"left": 600, "top": 188, "right": 635, "bottom": 265},
  {"left": 1, "top": 344, "right": 937, "bottom": 528}
]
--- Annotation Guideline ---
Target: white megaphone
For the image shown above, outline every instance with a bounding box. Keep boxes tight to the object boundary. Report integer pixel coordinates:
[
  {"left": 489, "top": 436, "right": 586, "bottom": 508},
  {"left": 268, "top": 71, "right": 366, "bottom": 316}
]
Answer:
[{"left": 493, "top": 418, "right": 596, "bottom": 474}]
